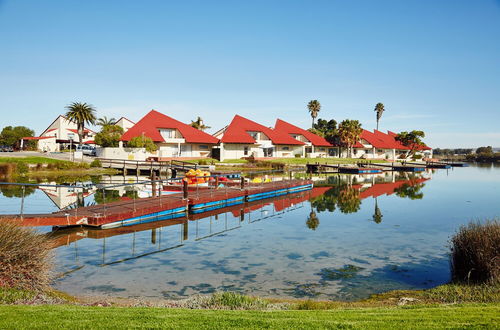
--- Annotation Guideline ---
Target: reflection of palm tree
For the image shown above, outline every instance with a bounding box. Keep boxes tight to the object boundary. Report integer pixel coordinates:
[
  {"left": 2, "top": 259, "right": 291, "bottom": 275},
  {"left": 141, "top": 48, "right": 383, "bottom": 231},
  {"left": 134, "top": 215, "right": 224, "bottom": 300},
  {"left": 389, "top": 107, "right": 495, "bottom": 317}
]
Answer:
[
  {"left": 372, "top": 198, "right": 383, "bottom": 224},
  {"left": 306, "top": 211, "right": 320, "bottom": 230}
]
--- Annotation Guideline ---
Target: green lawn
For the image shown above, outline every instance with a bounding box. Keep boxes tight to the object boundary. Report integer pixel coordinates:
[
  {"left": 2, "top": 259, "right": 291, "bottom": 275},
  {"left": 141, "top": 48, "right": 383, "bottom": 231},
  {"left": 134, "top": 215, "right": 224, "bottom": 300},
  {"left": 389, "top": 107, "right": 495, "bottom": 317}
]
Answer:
[
  {"left": 267, "top": 158, "right": 387, "bottom": 165},
  {"left": 0, "top": 156, "right": 69, "bottom": 164},
  {"left": 0, "top": 304, "right": 498, "bottom": 329}
]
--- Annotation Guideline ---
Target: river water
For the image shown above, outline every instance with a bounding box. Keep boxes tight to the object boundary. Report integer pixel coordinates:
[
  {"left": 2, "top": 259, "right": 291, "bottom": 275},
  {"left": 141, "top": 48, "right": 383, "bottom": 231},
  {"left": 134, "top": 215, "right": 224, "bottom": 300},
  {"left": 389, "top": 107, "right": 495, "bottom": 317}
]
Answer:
[{"left": 1, "top": 164, "right": 499, "bottom": 300}]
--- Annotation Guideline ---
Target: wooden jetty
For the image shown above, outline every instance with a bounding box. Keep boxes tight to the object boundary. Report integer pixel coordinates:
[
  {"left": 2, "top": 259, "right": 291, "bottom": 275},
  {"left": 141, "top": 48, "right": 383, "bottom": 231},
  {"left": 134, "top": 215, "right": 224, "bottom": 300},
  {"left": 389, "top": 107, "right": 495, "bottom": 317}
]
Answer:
[
  {"left": 99, "top": 158, "right": 211, "bottom": 176},
  {"left": 3, "top": 179, "right": 312, "bottom": 229}
]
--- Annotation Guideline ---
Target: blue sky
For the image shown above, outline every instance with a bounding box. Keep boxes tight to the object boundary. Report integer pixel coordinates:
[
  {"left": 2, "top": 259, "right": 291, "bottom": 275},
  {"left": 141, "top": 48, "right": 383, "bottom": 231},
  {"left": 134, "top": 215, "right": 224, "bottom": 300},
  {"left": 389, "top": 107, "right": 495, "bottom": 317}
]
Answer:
[{"left": 0, "top": 0, "right": 499, "bottom": 148}]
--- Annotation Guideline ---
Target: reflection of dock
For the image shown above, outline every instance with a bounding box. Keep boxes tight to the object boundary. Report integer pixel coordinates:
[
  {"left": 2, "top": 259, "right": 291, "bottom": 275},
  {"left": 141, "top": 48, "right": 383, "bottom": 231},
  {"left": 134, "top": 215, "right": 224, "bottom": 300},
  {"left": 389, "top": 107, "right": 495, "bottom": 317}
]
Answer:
[
  {"left": 49, "top": 188, "right": 321, "bottom": 267},
  {"left": 6, "top": 180, "right": 312, "bottom": 229}
]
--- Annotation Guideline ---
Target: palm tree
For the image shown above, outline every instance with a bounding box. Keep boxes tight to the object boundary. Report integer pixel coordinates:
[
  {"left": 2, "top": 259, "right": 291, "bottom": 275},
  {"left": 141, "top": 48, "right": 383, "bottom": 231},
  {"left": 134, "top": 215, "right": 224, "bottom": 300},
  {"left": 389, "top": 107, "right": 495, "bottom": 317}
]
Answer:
[
  {"left": 190, "top": 117, "right": 211, "bottom": 131},
  {"left": 338, "top": 119, "right": 363, "bottom": 158},
  {"left": 374, "top": 103, "right": 385, "bottom": 130},
  {"left": 65, "top": 102, "right": 97, "bottom": 146},
  {"left": 97, "top": 116, "right": 116, "bottom": 127},
  {"left": 307, "top": 100, "right": 321, "bottom": 128}
]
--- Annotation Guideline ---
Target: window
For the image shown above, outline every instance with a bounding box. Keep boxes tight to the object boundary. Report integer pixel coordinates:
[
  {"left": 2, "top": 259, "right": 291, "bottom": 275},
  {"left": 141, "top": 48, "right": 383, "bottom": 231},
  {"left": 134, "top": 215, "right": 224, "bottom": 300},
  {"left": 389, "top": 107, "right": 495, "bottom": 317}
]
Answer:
[
  {"left": 377, "top": 149, "right": 384, "bottom": 153},
  {"left": 248, "top": 131, "right": 259, "bottom": 140},
  {"left": 282, "top": 146, "right": 289, "bottom": 151},
  {"left": 354, "top": 149, "right": 358, "bottom": 155},
  {"left": 244, "top": 146, "right": 249, "bottom": 155},
  {"left": 199, "top": 145, "right": 209, "bottom": 150},
  {"left": 159, "top": 129, "right": 175, "bottom": 139},
  {"left": 319, "top": 148, "right": 325, "bottom": 151}
]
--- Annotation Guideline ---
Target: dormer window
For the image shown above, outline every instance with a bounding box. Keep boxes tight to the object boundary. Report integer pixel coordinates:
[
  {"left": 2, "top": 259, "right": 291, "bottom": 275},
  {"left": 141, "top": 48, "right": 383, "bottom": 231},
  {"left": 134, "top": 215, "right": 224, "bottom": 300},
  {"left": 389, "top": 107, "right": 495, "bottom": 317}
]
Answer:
[
  {"left": 247, "top": 131, "right": 259, "bottom": 140},
  {"left": 160, "top": 129, "right": 175, "bottom": 139}
]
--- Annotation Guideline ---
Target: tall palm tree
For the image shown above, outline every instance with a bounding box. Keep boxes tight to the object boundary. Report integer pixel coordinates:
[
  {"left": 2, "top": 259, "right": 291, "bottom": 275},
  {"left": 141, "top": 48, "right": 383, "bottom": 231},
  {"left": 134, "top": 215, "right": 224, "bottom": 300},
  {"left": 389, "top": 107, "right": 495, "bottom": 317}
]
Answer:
[
  {"left": 307, "top": 100, "right": 321, "bottom": 128},
  {"left": 97, "top": 116, "right": 116, "bottom": 127},
  {"left": 374, "top": 103, "right": 385, "bottom": 130},
  {"left": 338, "top": 119, "right": 363, "bottom": 158},
  {"left": 190, "top": 117, "right": 211, "bottom": 131},
  {"left": 65, "top": 102, "right": 97, "bottom": 146}
]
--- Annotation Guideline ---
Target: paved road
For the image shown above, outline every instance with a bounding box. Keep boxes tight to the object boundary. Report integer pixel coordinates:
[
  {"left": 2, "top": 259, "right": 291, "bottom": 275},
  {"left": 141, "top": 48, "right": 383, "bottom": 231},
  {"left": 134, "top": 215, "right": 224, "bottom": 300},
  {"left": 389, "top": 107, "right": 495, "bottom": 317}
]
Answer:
[{"left": 0, "top": 151, "right": 95, "bottom": 163}]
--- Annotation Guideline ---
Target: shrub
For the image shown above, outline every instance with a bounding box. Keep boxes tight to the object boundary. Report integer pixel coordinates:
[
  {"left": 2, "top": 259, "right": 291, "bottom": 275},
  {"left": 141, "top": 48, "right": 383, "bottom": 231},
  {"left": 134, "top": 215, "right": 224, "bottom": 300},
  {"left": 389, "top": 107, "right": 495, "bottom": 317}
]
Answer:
[
  {"left": 208, "top": 292, "right": 270, "bottom": 310},
  {"left": 294, "top": 154, "right": 302, "bottom": 158},
  {"left": 90, "top": 159, "right": 102, "bottom": 168},
  {"left": 0, "top": 221, "right": 53, "bottom": 290},
  {"left": 197, "top": 159, "right": 208, "bottom": 165},
  {"left": 128, "top": 136, "right": 158, "bottom": 153},
  {"left": 450, "top": 219, "right": 499, "bottom": 284}
]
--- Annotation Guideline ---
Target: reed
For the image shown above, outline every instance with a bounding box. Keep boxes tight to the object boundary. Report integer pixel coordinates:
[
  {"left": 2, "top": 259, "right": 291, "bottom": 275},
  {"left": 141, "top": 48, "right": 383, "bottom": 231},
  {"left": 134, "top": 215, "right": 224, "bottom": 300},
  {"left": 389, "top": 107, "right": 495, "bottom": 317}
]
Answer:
[
  {"left": 450, "top": 219, "right": 499, "bottom": 284},
  {"left": 0, "top": 221, "right": 54, "bottom": 291}
]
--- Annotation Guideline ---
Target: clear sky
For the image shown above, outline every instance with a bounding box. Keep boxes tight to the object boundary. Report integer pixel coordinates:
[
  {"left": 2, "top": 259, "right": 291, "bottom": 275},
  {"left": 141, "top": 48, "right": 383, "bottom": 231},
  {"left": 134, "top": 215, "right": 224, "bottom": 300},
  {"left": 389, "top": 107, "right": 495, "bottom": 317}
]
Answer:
[{"left": 1, "top": 0, "right": 499, "bottom": 148}]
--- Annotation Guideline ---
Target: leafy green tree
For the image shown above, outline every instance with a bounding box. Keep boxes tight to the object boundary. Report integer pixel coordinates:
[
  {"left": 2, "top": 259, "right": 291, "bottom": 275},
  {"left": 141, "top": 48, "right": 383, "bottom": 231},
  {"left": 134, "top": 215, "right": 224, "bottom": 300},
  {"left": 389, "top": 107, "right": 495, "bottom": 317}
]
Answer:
[
  {"left": 338, "top": 119, "right": 363, "bottom": 158},
  {"left": 374, "top": 103, "right": 385, "bottom": 130},
  {"left": 97, "top": 116, "right": 116, "bottom": 127},
  {"left": 128, "top": 135, "right": 158, "bottom": 153},
  {"left": 0, "top": 126, "right": 35, "bottom": 148},
  {"left": 94, "top": 125, "right": 124, "bottom": 147},
  {"left": 395, "top": 130, "right": 426, "bottom": 160},
  {"left": 309, "top": 118, "right": 338, "bottom": 143},
  {"left": 190, "top": 117, "right": 211, "bottom": 131},
  {"left": 307, "top": 100, "right": 321, "bottom": 128},
  {"left": 65, "top": 102, "right": 97, "bottom": 146},
  {"left": 306, "top": 210, "right": 320, "bottom": 230},
  {"left": 476, "top": 146, "right": 493, "bottom": 154}
]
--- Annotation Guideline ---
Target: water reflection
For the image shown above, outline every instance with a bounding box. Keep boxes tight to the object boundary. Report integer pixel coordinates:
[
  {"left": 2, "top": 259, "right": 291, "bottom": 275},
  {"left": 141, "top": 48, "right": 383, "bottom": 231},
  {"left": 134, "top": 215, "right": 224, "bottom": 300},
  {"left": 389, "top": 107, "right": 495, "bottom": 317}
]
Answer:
[{"left": 5, "top": 166, "right": 498, "bottom": 301}]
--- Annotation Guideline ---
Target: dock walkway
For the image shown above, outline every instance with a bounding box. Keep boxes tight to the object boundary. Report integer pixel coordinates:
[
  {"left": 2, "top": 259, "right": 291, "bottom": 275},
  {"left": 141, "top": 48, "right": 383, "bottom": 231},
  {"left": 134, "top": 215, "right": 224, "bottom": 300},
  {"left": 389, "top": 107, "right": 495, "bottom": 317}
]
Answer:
[{"left": 5, "top": 179, "right": 312, "bottom": 229}]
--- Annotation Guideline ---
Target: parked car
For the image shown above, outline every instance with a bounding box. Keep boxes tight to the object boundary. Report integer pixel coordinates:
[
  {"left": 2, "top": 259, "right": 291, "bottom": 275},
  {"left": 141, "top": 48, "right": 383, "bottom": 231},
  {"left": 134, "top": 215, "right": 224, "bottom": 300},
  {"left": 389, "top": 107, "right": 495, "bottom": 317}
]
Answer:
[
  {"left": 75, "top": 145, "right": 96, "bottom": 156},
  {"left": 0, "top": 145, "right": 14, "bottom": 152}
]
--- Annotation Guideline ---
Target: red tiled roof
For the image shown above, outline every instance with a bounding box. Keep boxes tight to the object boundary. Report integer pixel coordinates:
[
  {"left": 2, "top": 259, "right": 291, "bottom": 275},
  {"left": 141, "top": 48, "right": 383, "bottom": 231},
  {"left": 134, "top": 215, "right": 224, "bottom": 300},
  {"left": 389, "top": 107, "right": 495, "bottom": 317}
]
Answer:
[
  {"left": 360, "top": 130, "right": 388, "bottom": 149},
  {"left": 67, "top": 128, "right": 94, "bottom": 134},
  {"left": 84, "top": 140, "right": 95, "bottom": 144},
  {"left": 220, "top": 115, "right": 304, "bottom": 145},
  {"left": 274, "top": 119, "right": 332, "bottom": 147},
  {"left": 121, "top": 110, "right": 219, "bottom": 144},
  {"left": 22, "top": 136, "right": 55, "bottom": 140}
]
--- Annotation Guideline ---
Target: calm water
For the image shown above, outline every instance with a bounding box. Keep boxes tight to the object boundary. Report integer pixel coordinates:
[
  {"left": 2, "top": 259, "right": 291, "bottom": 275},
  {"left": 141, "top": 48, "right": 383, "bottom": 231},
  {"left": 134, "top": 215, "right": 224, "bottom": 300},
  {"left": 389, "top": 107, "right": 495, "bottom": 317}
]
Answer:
[{"left": 1, "top": 164, "right": 499, "bottom": 300}]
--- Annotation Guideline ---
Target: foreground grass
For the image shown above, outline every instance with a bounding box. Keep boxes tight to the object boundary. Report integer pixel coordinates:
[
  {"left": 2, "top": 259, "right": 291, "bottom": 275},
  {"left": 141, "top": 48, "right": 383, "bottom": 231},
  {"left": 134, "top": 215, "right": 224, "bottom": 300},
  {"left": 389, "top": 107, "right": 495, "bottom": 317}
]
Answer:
[{"left": 0, "top": 304, "right": 498, "bottom": 329}]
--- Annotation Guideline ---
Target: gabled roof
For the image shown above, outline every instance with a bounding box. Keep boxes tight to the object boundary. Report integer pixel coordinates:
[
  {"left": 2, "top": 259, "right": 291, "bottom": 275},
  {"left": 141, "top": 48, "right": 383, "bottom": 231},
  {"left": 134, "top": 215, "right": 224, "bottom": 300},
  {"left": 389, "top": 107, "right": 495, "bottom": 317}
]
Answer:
[
  {"left": 360, "top": 130, "right": 389, "bottom": 149},
  {"left": 115, "top": 117, "right": 135, "bottom": 124},
  {"left": 219, "top": 115, "right": 304, "bottom": 145},
  {"left": 121, "top": 110, "right": 218, "bottom": 144},
  {"left": 274, "top": 119, "right": 332, "bottom": 147}
]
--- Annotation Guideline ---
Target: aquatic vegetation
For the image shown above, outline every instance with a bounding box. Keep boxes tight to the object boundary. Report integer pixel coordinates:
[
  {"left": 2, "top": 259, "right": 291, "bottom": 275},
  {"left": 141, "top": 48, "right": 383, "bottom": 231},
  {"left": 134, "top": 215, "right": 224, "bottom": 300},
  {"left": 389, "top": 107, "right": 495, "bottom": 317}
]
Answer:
[
  {"left": 0, "top": 221, "right": 53, "bottom": 290},
  {"left": 451, "top": 219, "right": 500, "bottom": 284},
  {"left": 318, "top": 265, "right": 365, "bottom": 281}
]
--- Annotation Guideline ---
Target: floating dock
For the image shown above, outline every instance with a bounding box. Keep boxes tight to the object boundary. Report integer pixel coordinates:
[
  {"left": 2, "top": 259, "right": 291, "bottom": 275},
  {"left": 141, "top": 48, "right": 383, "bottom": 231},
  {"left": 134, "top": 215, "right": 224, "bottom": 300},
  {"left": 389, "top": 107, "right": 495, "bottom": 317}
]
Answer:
[
  {"left": 339, "top": 167, "right": 383, "bottom": 174},
  {"left": 3, "top": 180, "right": 313, "bottom": 229}
]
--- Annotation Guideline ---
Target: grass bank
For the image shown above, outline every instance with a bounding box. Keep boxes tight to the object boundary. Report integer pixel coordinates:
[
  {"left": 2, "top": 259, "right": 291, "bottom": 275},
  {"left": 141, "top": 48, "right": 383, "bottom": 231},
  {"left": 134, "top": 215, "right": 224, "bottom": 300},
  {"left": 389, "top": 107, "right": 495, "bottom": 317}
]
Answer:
[
  {"left": 0, "top": 156, "right": 117, "bottom": 179},
  {"left": 0, "top": 303, "right": 498, "bottom": 329}
]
